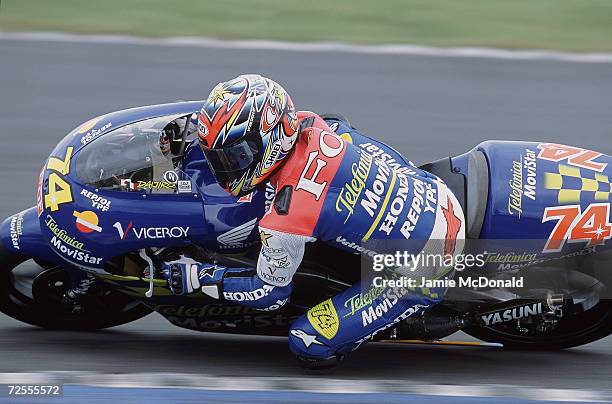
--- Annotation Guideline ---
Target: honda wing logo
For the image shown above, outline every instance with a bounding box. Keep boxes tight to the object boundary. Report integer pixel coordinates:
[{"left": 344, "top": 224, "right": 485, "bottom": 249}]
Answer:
[{"left": 217, "top": 218, "right": 257, "bottom": 246}]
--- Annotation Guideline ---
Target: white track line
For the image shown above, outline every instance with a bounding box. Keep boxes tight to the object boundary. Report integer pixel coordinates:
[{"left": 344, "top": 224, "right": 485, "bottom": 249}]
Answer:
[
  {"left": 1, "top": 31, "right": 612, "bottom": 63},
  {"left": 0, "top": 372, "right": 609, "bottom": 401}
]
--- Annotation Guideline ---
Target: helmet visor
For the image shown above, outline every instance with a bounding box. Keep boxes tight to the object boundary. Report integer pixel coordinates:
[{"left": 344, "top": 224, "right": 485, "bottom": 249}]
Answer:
[{"left": 201, "top": 137, "right": 261, "bottom": 187}]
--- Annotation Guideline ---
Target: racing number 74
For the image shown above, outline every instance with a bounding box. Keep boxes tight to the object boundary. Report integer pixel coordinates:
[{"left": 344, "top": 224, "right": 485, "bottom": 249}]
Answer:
[
  {"left": 542, "top": 203, "right": 612, "bottom": 253},
  {"left": 44, "top": 147, "right": 74, "bottom": 212}
]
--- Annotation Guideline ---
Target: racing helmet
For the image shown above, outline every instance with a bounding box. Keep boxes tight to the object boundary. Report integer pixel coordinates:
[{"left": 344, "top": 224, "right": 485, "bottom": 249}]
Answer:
[{"left": 198, "top": 74, "right": 299, "bottom": 197}]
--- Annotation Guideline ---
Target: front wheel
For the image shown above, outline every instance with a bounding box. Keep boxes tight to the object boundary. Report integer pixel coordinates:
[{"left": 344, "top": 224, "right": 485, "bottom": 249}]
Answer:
[{"left": 0, "top": 242, "right": 152, "bottom": 330}]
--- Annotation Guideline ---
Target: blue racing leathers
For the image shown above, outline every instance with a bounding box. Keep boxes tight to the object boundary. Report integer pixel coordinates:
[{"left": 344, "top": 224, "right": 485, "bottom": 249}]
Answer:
[{"left": 166, "top": 111, "right": 466, "bottom": 359}]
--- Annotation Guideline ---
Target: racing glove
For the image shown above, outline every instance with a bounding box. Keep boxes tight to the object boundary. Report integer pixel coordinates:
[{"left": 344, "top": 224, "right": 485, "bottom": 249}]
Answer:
[
  {"left": 162, "top": 256, "right": 292, "bottom": 310},
  {"left": 162, "top": 256, "right": 223, "bottom": 295}
]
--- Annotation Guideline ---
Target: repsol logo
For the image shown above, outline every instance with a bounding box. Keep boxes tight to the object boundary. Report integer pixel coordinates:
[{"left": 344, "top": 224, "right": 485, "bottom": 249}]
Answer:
[
  {"left": 481, "top": 302, "right": 543, "bottom": 326},
  {"left": 400, "top": 177, "right": 437, "bottom": 239}
]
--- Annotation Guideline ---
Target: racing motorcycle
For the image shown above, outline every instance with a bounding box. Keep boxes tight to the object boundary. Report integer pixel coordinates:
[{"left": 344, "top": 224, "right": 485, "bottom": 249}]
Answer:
[{"left": 2, "top": 100, "right": 612, "bottom": 352}]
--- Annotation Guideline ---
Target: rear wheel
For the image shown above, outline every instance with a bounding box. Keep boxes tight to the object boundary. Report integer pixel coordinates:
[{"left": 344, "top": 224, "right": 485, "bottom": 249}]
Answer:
[
  {"left": 462, "top": 270, "right": 612, "bottom": 350},
  {"left": 0, "top": 243, "right": 151, "bottom": 330},
  {"left": 464, "top": 299, "right": 612, "bottom": 350}
]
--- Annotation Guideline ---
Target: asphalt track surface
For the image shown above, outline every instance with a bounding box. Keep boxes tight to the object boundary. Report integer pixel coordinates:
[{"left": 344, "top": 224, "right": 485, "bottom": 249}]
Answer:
[{"left": 1, "top": 38, "right": 612, "bottom": 394}]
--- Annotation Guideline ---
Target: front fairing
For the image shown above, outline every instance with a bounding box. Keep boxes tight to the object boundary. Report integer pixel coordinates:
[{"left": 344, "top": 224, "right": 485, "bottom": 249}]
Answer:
[{"left": 36, "top": 102, "right": 272, "bottom": 274}]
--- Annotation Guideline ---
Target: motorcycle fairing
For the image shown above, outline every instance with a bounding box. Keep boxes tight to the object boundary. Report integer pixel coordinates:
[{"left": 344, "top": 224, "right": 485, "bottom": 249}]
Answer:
[
  {"left": 3, "top": 102, "right": 274, "bottom": 273},
  {"left": 465, "top": 141, "right": 612, "bottom": 270}
]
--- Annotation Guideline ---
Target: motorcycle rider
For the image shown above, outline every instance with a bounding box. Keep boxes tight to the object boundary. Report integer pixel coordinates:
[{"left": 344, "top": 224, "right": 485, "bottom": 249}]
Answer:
[{"left": 162, "top": 74, "right": 466, "bottom": 367}]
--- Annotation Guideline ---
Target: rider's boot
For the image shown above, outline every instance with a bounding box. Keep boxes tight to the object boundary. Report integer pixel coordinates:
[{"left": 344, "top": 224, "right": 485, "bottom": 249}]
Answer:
[{"left": 296, "top": 353, "right": 344, "bottom": 370}]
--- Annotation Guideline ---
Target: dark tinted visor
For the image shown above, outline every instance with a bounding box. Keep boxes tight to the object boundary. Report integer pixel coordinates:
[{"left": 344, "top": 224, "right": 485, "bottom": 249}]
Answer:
[{"left": 201, "top": 137, "right": 261, "bottom": 185}]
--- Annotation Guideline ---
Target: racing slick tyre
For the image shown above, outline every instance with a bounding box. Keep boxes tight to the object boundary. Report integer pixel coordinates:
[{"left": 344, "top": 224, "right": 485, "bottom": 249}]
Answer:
[
  {"left": 464, "top": 300, "right": 612, "bottom": 350},
  {"left": 0, "top": 242, "right": 152, "bottom": 330}
]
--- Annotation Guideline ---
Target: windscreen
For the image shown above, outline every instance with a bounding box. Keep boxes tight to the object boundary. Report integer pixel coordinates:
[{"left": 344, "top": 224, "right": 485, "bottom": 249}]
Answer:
[{"left": 75, "top": 116, "right": 186, "bottom": 193}]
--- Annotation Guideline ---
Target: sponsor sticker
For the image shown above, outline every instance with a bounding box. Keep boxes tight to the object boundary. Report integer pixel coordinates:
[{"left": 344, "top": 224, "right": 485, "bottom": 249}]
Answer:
[
  {"left": 73, "top": 210, "right": 102, "bottom": 233},
  {"left": 223, "top": 285, "right": 275, "bottom": 302},
  {"left": 537, "top": 143, "right": 607, "bottom": 172},
  {"left": 80, "top": 189, "right": 111, "bottom": 211},
  {"left": 120, "top": 179, "right": 176, "bottom": 191},
  {"left": 216, "top": 218, "right": 258, "bottom": 248},
  {"left": 149, "top": 303, "right": 298, "bottom": 331},
  {"left": 343, "top": 286, "right": 386, "bottom": 318},
  {"left": 9, "top": 212, "right": 24, "bottom": 250},
  {"left": 49, "top": 233, "right": 102, "bottom": 266},
  {"left": 508, "top": 149, "right": 537, "bottom": 218},
  {"left": 542, "top": 203, "right": 612, "bottom": 253},
  {"left": 335, "top": 236, "right": 379, "bottom": 258},
  {"left": 163, "top": 170, "right": 179, "bottom": 183},
  {"left": 290, "top": 329, "right": 323, "bottom": 348},
  {"left": 399, "top": 177, "right": 437, "bottom": 239},
  {"left": 262, "top": 141, "right": 282, "bottom": 170},
  {"left": 481, "top": 303, "right": 543, "bottom": 326},
  {"left": 120, "top": 179, "right": 138, "bottom": 191},
  {"left": 198, "top": 265, "right": 224, "bottom": 280},
  {"left": 177, "top": 180, "right": 192, "bottom": 193},
  {"left": 113, "top": 221, "right": 189, "bottom": 240},
  {"left": 259, "top": 230, "right": 273, "bottom": 247},
  {"left": 358, "top": 142, "right": 416, "bottom": 176},
  {"left": 136, "top": 181, "right": 176, "bottom": 190},
  {"left": 295, "top": 130, "right": 344, "bottom": 200},
  {"left": 37, "top": 166, "right": 44, "bottom": 217},
  {"left": 377, "top": 171, "right": 410, "bottom": 236},
  {"left": 80, "top": 122, "right": 112, "bottom": 145},
  {"left": 335, "top": 150, "right": 373, "bottom": 223},
  {"left": 264, "top": 182, "right": 276, "bottom": 212},
  {"left": 307, "top": 298, "right": 339, "bottom": 340},
  {"left": 46, "top": 215, "right": 86, "bottom": 251},
  {"left": 354, "top": 303, "right": 429, "bottom": 346},
  {"left": 165, "top": 311, "right": 297, "bottom": 331},
  {"left": 344, "top": 280, "right": 415, "bottom": 328},
  {"left": 259, "top": 262, "right": 289, "bottom": 285}
]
